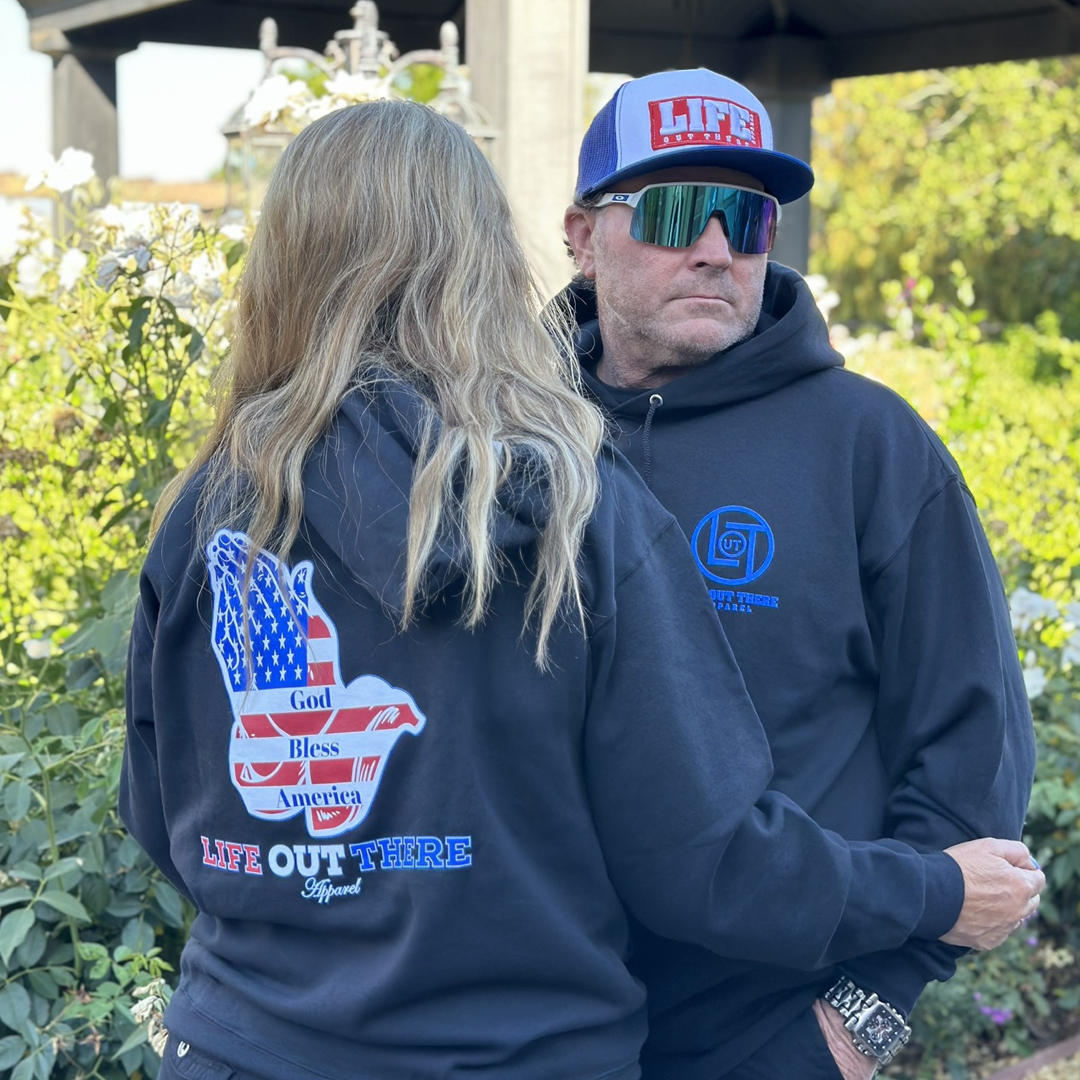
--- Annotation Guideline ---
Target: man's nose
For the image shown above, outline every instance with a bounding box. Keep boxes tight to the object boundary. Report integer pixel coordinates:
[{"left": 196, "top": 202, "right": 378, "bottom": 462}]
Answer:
[{"left": 689, "top": 215, "right": 734, "bottom": 268}]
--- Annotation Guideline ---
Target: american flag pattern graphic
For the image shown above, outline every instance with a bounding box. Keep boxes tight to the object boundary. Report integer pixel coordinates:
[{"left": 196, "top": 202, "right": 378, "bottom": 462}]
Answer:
[{"left": 207, "top": 530, "right": 426, "bottom": 838}]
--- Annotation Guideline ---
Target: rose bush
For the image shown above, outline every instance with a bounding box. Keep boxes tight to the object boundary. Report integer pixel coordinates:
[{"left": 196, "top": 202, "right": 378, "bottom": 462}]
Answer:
[
  {"left": 1, "top": 165, "right": 243, "bottom": 1080},
  {"left": 823, "top": 270, "right": 1080, "bottom": 1077}
]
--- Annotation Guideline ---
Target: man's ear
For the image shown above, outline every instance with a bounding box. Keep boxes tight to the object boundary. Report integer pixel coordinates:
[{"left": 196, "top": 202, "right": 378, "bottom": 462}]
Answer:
[{"left": 564, "top": 206, "right": 598, "bottom": 280}]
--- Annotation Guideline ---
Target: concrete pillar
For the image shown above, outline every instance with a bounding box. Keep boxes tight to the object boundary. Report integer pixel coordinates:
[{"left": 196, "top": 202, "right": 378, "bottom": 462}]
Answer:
[
  {"left": 465, "top": 0, "right": 588, "bottom": 295},
  {"left": 753, "top": 90, "right": 815, "bottom": 274},
  {"left": 53, "top": 50, "right": 121, "bottom": 183},
  {"left": 739, "top": 37, "right": 830, "bottom": 275},
  {"left": 32, "top": 29, "right": 123, "bottom": 184}
]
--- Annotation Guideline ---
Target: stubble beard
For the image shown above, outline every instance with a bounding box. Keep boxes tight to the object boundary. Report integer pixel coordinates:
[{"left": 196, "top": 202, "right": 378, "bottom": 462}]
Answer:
[{"left": 595, "top": 272, "right": 766, "bottom": 382}]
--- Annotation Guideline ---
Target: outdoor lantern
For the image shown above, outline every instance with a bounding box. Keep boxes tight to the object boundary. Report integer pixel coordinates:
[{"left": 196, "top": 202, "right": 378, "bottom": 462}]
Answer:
[
  {"left": 221, "top": 1, "right": 498, "bottom": 212},
  {"left": 221, "top": 110, "right": 292, "bottom": 216}
]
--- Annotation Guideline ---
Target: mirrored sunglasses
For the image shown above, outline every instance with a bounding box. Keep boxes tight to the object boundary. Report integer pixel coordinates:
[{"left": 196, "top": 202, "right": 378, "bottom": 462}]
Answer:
[{"left": 594, "top": 182, "right": 780, "bottom": 254}]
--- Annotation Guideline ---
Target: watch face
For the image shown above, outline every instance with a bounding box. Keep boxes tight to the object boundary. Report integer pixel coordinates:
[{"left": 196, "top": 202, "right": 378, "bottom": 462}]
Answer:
[{"left": 856, "top": 1007, "right": 905, "bottom": 1053}]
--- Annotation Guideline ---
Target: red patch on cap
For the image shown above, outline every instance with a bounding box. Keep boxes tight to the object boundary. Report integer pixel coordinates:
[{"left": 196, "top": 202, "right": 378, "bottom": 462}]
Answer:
[{"left": 648, "top": 97, "right": 762, "bottom": 150}]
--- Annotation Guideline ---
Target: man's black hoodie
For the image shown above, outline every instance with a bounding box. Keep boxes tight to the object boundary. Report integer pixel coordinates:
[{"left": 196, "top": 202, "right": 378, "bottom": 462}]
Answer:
[
  {"left": 123, "top": 375, "right": 964, "bottom": 1080},
  {"left": 567, "top": 264, "right": 1035, "bottom": 1078}
]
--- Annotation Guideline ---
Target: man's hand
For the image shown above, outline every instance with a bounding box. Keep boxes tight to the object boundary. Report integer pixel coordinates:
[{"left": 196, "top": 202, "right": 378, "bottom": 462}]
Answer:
[
  {"left": 940, "top": 838, "right": 1044, "bottom": 950},
  {"left": 812, "top": 1000, "right": 877, "bottom": 1080}
]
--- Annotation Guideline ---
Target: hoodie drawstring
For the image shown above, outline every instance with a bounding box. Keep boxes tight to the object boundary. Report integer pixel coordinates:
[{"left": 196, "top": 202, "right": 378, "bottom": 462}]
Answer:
[{"left": 642, "top": 394, "right": 663, "bottom": 489}]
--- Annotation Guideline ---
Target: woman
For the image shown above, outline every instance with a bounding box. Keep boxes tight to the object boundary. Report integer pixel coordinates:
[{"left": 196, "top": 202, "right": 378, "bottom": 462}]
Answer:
[{"left": 123, "top": 101, "right": 1038, "bottom": 1080}]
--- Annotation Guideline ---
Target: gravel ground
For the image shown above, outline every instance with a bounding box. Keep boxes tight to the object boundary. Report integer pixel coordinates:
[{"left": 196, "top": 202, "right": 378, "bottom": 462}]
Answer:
[{"left": 1027, "top": 1053, "right": 1080, "bottom": 1080}]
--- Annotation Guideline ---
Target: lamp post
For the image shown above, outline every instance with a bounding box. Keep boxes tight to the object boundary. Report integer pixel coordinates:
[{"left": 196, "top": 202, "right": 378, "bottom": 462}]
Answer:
[{"left": 222, "top": 1, "right": 497, "bottom": 212}]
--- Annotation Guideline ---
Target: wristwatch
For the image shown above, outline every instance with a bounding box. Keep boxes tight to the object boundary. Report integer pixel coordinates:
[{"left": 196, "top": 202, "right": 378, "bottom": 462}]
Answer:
[{"left": 822, "top": 977, "right": 912, "bottom": 1067}]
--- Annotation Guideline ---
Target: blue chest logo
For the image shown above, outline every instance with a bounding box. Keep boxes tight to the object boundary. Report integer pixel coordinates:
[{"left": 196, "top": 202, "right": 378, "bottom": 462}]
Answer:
[{"left": 691, "top": 505, "right": 775, "bottom": 586}]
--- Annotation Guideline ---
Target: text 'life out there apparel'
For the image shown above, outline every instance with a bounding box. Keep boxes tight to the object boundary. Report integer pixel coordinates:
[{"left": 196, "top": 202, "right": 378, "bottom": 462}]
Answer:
[
  {"left": 566, "top": 262, "right": 1036, "bottom": 1080},
  {"left": 123, "top": 376, "right": 963, "bottom": 1080}
]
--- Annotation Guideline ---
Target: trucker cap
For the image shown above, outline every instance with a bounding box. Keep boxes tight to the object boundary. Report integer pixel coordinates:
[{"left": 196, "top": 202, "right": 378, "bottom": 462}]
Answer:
[{"left": 576, "top": 68, "right": 814, "bottom": 205}]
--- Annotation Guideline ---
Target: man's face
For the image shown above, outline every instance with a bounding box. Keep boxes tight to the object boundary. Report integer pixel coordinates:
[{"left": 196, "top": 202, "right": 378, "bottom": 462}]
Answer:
[{"left": 565, "top": 166, "right": 770, "bottom": 389}]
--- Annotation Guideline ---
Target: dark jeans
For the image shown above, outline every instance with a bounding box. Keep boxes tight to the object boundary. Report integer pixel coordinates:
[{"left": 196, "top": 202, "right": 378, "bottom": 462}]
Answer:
[{"left": 722, "top": 1007, "right": 846, "bottom": 1080}]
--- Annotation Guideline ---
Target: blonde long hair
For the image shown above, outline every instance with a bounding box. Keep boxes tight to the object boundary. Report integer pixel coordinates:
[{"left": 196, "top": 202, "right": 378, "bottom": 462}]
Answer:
[{"left": 153, "top": 100, "right": 604, "bottom": 664}]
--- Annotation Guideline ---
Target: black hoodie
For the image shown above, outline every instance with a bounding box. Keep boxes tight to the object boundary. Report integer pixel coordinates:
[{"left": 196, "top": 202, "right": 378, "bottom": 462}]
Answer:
[
  {"left": 122, "top": 376, "right": 964, "bottom": 1080},
  {"left": 567, "top": 264, "right": 1035, "bottom": 1078}
]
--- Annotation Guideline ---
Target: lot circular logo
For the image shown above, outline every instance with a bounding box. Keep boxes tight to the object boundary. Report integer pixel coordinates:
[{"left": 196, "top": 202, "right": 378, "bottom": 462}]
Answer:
[{"left": 691, "top": 505, "right": 775, "bottom": 586}]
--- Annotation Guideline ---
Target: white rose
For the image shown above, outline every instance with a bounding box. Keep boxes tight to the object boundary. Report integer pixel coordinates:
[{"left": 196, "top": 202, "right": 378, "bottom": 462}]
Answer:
[
  {"left": 189, "top": 251, "right": 227, "bottom": 301},
  {"left": 0, "top": 203, "right": 35, "bottom": 266},
  {"left": 1022, "top": 665, "right": 1048, "bottom": 700},
  {"left": 323, "top": 71, "right": 386, "bottom": 102},
  {"left": 25, "top": 148, "right": 96, "bottom": 193},
  {"left": 23, "top": 638, "right": 54, "bottom": 660},
  {"left": 58, "top": 248, "right": 89, "bottom": 291},
  {"left": 16, "top": 253, "right": 46, "bottom": 296},
  {"left": 1009, "top": 587, "right": 1059, "bottom": 633},
  {"left": 243, "top": 74, "right": 311, "bottom": 127},
  {"left": 1062, "top": 631, "right": 1080, "bottom": 669}
]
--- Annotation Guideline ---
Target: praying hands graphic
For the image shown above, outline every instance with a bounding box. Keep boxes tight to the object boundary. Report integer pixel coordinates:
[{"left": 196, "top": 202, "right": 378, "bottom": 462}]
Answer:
[{"left": 206, "top": 529, "right": 426, "bottom": 838}]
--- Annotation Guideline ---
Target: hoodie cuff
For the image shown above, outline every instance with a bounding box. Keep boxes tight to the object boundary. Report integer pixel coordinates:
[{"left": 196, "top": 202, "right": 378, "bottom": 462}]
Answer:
[
  {"left": 913, "top": 850, "right": 965, "bottom": 940},
  {"left": 839, "top": 941, "right": 967, "bottom": 1016}
]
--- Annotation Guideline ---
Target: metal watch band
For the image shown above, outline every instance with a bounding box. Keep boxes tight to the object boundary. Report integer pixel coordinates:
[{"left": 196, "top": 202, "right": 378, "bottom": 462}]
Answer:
[{"left": 822, "top": 976, "right": 912, "bottom": 1067}]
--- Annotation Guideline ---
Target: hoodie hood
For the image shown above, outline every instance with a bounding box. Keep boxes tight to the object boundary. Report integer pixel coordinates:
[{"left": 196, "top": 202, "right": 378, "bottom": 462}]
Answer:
[
  {"left": 301, "top": 374, "right": 549, "bottom": 618},
  {"left": 566, "top": 263, "right": 843, "bottom": 416}
]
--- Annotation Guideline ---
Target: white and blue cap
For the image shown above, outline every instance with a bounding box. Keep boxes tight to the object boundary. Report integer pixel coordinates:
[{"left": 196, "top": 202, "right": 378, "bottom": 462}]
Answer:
[{"left": 576, "top": 68, "right": 814, "bottom": 205}]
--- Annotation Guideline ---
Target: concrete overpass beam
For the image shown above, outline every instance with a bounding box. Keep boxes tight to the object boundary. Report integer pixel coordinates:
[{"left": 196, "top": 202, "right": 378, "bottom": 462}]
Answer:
[{"left": 465, "top": 0, "right": 588, "bottom": 295}]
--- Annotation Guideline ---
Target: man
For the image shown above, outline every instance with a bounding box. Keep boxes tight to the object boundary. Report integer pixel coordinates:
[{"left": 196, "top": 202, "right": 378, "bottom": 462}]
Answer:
[{"left": 563, "top": 69, "right": 1037, "bottom": 1080}]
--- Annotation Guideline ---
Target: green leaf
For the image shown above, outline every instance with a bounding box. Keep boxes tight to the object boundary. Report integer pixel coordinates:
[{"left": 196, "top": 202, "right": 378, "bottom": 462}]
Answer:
[
  {"left": 119, "top": 1043, "right": 144, "bottom": 1076},
  {"left": 153, "top": 881, "right": 185, "bottom": 928},
  {"left": 224, "top": 242, "right": 246, "bottom": 268},
  {"left": 121, "top": 917, "right": 154, "bottom": 953},
  {"left": 0, "top": 887, "right": 34, "bottom": 908},
  {"left": 31, "top": 1041, "right": 54, "bottom": 1080},
  {"left": 64, "top": 655, "right": 102, "bottom": 691},
  {"left": 99, "top": 399, "right": 121, "bottom": 431},
  {"left": 80, "top": 874, "right": 111, "bottom": 914},
  {"left": 4, "top": 780, "right": 31, "bottom": 820},
  {"left": 105, "top": 895, "right": 144, "bottom": 919},
  {"left": 0, "top": 908, "right": 34, "bottom": 964},
  {"left": 112, "top": 1022, "right": 148, "bottom": 1058},
  {"left": 43, "top": 857, "right": 83, "bottom": 882},
  {"left": 13, "top": 923, "right": 46, "bottom": 969},
  {"left": 0, "top": 982, "right": 31, "bottom": 1028},
  {"left": 43, "top": 704, "right": 78, "bottom": 737},
  {"left": 102, "top": 568, "right": 138, "bottom": 607},
  {"left": 38, "top": 891, "right": 90, "bottom": 921},
  {"left": 77, "top": 941, "right": 108, "bottom": 962},
  {"left": 6, "top": 862, "right": 41, "bottom": 882},
  {"left": 100, "top": 500, "right": 138, "bottom": 534},
  {"left": 0, "top": 1036, "right": 27, "bottom": 1071},
  {"left": 12, "top": 1056, "right": 34, "bottom": 1080},
  {"left": 26, "top": 969, "right": 58, "bottom": 1001},
  {"left": 77, "top": 942, "right": 111, "bottom": 981},
  {"left": 144, "top": 395, "right": 171, "bottom": 429}
]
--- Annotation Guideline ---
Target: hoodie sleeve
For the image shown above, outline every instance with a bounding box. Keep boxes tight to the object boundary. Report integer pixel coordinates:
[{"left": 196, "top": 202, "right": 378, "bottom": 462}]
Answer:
[
  {"left": 837, "top": 476, "right": 1036, "bottom": 1014},
  {"left": 120, "top": 588, "right": 196, "bottom": 907},
  {"left": 584, "top": 519, "right": 963, "bottom": 970}
]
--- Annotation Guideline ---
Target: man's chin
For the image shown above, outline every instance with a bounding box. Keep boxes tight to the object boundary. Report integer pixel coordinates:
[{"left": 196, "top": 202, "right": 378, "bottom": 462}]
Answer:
[{"left": 659, "top": 325, "right": 751, "bottom": 365}]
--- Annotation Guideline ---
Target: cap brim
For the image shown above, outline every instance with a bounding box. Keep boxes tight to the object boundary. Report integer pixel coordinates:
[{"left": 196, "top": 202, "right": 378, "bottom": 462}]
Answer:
[{"left": 582, "top": 146, "right": 814, "bottom": 205}]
